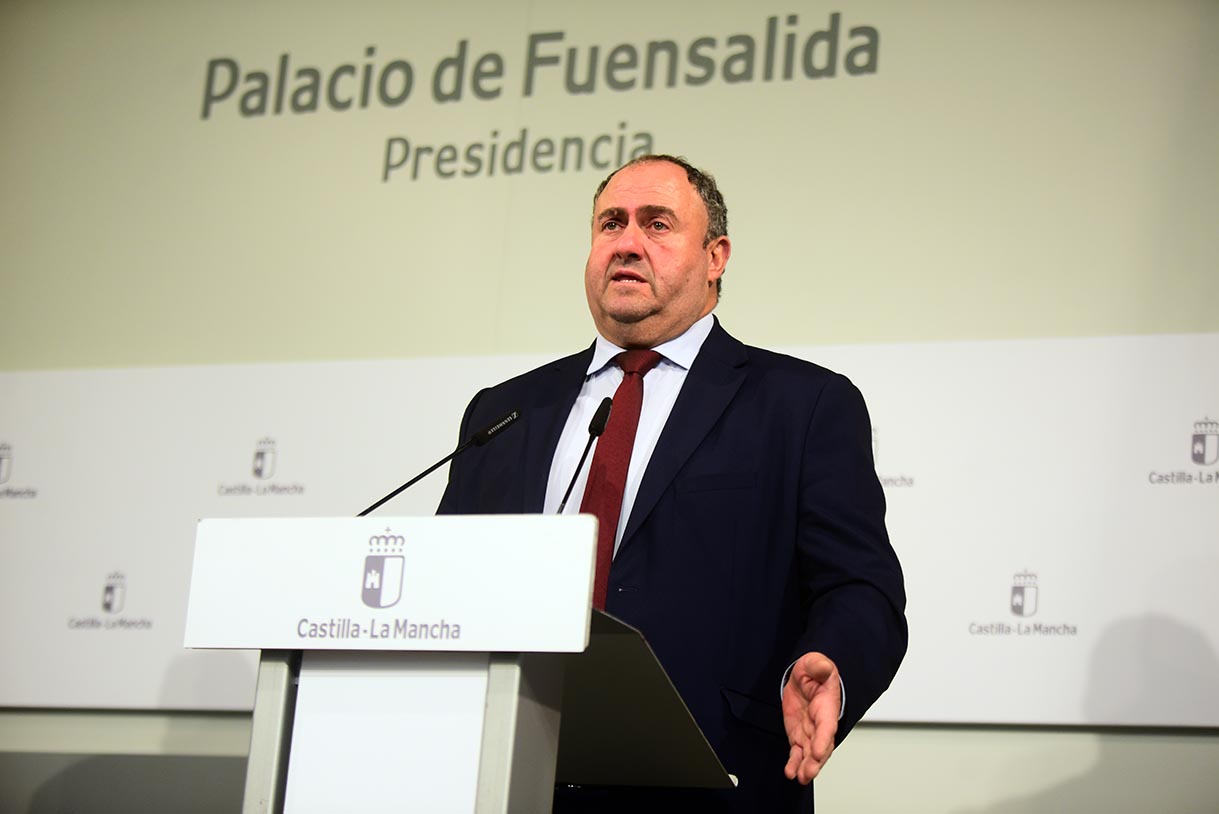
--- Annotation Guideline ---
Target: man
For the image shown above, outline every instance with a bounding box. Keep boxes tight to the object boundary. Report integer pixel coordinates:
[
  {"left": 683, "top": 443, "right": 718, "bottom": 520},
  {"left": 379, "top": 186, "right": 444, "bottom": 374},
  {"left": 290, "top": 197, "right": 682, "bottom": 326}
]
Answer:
[{"left": 438, "top": 155, "right": 906, "bottom": 812}]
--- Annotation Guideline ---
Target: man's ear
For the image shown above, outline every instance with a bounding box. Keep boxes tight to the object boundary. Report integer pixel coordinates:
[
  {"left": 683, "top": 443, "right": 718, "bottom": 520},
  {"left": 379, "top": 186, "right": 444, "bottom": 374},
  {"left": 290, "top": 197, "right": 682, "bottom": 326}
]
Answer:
[{"left": 707, "top": 235, "right": 731, "bottom": 284}]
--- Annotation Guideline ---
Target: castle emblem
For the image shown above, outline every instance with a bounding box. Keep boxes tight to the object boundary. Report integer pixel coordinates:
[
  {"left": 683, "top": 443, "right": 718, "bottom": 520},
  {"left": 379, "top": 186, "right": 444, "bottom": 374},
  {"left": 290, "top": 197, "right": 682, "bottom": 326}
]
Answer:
[
  {"left": 1010, "top": 571, "right": 1038, "bottom": 617},
  {"left": 362, "top": 530, "right": 405, "bottom": 609},
  {"left": 1193, "top": 418, "right": 1218, "bottom": 466},
  {"left": 252, "top": 438, "right": 277, "bottom": 480},
  {"left": 102, "top": 572, "right": 126, "bottom": 614}
]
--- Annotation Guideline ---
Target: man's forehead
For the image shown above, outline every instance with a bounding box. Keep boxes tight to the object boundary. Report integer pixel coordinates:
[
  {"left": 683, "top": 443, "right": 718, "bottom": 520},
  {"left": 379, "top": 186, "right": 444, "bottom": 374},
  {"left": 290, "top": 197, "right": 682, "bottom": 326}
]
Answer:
[
  {"left": 594, "top": 161, "right": 702, "bottom": 217},
  {"left": 602, "top": 160, "right": 688, "bottom": 195}
]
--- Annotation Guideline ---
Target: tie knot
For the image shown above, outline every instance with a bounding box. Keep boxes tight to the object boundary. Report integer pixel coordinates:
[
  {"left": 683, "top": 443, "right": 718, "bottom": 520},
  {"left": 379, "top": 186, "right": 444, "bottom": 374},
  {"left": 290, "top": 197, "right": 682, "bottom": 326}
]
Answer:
[{"left": 615, "top": 349, "right": 663, "bottom": 377}]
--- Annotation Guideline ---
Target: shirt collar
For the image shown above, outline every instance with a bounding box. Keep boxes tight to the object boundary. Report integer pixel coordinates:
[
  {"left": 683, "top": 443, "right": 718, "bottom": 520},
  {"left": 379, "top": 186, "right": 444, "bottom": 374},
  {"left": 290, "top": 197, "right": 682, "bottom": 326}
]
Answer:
[{"left": 586, "top": 312, "right": 716, "bottom": 376}]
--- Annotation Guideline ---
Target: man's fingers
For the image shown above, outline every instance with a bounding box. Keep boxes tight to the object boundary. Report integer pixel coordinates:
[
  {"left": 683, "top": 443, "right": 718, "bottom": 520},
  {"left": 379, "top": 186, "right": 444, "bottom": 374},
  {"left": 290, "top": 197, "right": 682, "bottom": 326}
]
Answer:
[
  {"left": 801, "top": 726, "right": 833, "bottom": 784},
  {"left": 786, "top": 736, "right": 829, "bottom": 784},
  {"left": 784, "top": 745, "right": 802, "bottom": 781},
  {"left": 812, "top": 727, "right": 835, "bottom": 764},
  {"left": 800, "top": 753, "right": 825, "bottom": 784},
  {"left": 787, "top": 743, "right": 822, "bottom": 786},
  {"left": 811, "top": 694, "right": 838, "bottom": 762}
]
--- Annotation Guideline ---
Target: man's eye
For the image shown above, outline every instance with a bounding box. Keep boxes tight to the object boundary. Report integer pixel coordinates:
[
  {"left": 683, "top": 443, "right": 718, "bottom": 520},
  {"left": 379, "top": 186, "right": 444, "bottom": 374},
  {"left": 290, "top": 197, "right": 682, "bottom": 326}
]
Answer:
[
  {"left": 649, "top": 221, "right": 669, "bottom": 231},
  {"left": 602, "top": 221, "right": 621, "bottom": 231}
]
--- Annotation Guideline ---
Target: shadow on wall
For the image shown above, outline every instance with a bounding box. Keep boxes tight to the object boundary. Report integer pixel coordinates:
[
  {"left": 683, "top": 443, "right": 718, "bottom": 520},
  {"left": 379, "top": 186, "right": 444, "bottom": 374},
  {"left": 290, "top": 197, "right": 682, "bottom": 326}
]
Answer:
[
  {"left": 18, "top": 753, "right": 244, "bottom": 814},
  {"left": 6, "top": 653, "right": 257, "bottom": 814},
  {"left": 956, "top": 614, "right": 1219, "bottom": 814}
]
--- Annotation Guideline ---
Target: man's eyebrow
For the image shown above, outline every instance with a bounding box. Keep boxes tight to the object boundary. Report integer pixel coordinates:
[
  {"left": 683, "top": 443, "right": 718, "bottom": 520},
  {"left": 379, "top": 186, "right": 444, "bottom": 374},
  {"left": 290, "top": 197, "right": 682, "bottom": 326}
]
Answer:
[
  {"left": 594, "top": 205, "right": 679, "bottom": 223},
  {"left": 594, "top": 206, "right": 628, "bottom": 223},
  {"left": 637, "top": 204, "right": 677, "bottom": 222}
]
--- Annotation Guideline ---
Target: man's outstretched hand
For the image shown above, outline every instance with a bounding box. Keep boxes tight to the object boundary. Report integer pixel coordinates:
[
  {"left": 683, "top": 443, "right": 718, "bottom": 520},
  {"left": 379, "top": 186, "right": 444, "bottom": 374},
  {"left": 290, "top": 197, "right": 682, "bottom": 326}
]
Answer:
[{"left": 782, "top": 651, "right": 841, "bottom": 785}]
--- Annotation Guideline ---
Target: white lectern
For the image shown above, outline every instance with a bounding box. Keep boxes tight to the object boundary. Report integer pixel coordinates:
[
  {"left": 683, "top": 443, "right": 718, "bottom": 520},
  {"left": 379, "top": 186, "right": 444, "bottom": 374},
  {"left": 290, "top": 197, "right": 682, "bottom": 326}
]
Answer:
[{"left": 185, "top": 516, "right": 731, "bottom": 814}]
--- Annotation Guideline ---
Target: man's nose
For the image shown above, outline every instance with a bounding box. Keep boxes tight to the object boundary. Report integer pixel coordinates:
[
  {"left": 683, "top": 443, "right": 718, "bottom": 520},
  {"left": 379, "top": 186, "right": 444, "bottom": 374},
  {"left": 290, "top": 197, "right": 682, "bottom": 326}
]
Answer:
[{"left": 613, "top": 222, "right": 645, "bottom": 259}]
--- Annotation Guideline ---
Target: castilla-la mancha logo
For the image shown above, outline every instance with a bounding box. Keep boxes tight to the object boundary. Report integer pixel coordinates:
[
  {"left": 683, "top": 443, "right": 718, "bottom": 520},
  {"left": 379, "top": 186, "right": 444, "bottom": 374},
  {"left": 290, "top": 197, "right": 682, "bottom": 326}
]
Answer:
[
  {"left": 362, "top": 530, "right": 405, "bottom": 609},
  {"left": 252, "top": 438, "right": 277, "bottom": 480},
  {"left": 0, "top": 443, "right": 11, "bottom": 485},
  {"left": 102, "top": 572, "right": 126, "bottom": 614},
  {"left": 1010, "top": 571, "right": 1038, "bottom": 617},
  {"left": 1193, "top": 418, "right": 1219, "bottom": 466}
]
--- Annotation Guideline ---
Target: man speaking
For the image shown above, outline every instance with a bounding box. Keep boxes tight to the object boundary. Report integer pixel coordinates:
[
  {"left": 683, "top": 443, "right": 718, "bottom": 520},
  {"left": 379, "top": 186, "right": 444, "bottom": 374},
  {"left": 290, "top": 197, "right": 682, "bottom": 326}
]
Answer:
[{"left": 438, "top": 154, "right": 907, "bottom": 812}]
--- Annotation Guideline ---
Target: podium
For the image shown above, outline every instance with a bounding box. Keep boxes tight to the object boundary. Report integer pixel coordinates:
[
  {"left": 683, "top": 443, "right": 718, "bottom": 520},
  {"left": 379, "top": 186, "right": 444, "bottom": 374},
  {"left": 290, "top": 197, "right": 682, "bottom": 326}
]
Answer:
[{"left": 185, "top": 516, "right": 732, "bottom": 813}]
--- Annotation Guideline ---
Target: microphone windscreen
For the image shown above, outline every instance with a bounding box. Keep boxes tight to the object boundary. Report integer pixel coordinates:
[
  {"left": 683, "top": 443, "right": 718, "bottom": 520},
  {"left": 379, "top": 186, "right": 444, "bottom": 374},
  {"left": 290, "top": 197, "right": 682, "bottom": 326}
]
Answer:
[
  {"left": 472, "top": 409, "right": 522, "bottom": 446},
  {"left": 589, "top": 397, "right": 612, "bottom": 437}
]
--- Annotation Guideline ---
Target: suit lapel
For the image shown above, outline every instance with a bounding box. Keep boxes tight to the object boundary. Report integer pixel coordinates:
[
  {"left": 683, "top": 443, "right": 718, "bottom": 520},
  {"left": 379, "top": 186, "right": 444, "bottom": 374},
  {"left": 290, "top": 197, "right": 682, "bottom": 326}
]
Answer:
[
  {"left": 618, "top": 320, "right": 749, "bottom": 549},
  {"left": 520, "top": 345, "right": 594, "bottom": 512}
]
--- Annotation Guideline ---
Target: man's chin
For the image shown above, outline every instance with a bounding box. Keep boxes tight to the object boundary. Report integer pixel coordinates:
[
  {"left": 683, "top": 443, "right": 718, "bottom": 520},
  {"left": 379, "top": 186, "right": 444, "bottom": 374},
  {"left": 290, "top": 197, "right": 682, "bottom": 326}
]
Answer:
[
  {"left": 602, "top": 307, "right": 655, "bottom": 327},
  {"left": 596, "top": 292, "right": 657, "bottom": 323}
]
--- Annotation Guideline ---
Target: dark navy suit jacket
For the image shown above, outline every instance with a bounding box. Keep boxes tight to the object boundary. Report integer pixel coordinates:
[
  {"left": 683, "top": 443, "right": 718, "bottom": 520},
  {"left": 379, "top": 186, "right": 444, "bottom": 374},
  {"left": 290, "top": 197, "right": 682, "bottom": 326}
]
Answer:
[{"left": 438, "top": 319, "right": 907, "bottom": 812}]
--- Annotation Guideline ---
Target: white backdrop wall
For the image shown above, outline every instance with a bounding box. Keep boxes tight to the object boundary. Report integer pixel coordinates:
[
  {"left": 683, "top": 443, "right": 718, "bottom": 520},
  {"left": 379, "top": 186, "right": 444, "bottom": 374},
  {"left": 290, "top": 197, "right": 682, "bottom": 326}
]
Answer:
[
  {"left": 3, "top": 335, "right": 1218, "bottom": 724},
  {"left": 2, "top": 0, "right": 1218, "bottom": 811}
]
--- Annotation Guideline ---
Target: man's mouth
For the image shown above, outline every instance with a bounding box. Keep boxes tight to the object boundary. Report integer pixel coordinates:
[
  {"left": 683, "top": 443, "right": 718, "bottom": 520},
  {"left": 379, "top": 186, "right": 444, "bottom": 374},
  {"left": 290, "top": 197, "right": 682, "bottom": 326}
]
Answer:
[{"left": 611, "top": 270, "right": 647, "bottom": 284}]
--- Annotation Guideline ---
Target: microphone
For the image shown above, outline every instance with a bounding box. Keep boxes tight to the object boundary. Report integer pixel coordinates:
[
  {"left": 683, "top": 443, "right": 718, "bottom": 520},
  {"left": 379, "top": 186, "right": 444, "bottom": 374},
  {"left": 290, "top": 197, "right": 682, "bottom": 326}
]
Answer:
[
  {"left": 358, "top": 408, "right": 522, "bottom": 516},
  {"left": 556, "top": 397, "right": 612, "bottom": 514}
]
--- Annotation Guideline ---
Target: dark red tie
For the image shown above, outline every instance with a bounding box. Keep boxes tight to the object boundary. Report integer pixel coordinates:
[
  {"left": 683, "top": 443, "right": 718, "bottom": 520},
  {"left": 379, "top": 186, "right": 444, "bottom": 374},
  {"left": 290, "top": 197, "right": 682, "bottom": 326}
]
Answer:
[{"left": 581, "top": 349, "right": 663, "bottom": 610}]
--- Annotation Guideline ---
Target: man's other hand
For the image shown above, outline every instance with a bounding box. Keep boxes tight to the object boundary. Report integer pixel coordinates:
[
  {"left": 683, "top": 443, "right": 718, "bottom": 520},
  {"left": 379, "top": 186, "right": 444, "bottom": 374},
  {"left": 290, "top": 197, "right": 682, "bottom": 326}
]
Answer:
[{"left": 781, "top": 651, "right": 840, "bottom": 785}]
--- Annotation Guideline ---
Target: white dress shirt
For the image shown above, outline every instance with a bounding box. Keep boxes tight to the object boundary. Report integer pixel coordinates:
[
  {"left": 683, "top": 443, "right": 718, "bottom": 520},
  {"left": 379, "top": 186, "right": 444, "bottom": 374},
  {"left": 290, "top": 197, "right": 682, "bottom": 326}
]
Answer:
[{"left": 543, "top": 313, "right": 715, "bottom": 555}]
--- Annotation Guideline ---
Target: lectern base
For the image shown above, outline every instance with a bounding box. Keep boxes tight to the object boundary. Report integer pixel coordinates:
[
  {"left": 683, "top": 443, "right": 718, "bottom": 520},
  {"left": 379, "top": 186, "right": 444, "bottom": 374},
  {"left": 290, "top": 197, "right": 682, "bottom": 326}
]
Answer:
[{"left": 243, "top": 650, "right": 564, "bottom": 814}]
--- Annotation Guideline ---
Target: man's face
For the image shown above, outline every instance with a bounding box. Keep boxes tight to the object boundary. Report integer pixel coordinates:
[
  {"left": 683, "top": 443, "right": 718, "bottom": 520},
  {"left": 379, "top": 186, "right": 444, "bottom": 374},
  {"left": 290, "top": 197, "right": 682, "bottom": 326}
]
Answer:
[{"left": 584, "top": 161, "right": 730, "bottom": 349}]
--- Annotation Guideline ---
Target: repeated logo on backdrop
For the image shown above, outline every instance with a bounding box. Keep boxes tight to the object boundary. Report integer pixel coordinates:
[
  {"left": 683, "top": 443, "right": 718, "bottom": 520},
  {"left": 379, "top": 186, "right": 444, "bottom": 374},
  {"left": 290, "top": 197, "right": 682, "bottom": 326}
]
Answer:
[
  {"left": 67, "top": 571, "right": 153, "bottom": 632},
  {"left": 1010, "top": 571, "right": 1038, "bottom": 617},
  {"left": 1147, "top": 417, "right": 1219, "bottom": 486},
  {"left": 0, "top": 442, "right": 38, "bottom": 499},
  {"left": 217, "top": 436, "right": 306, "bottom": 497},
  {"left": 969, "top": 570, "right": 1077, "bottom": 638},
  {"left": 102, "top": 572, "right": 126, "bottom": 614},
  {"left": 252, "top": 437, "right": 277, "bottom": 479},
  {"left": 1192, "top": 418, "right": 1219, "bottom": 466},
  {"left": 873, "top": 428, "right": 916, "bottom": 489}
]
